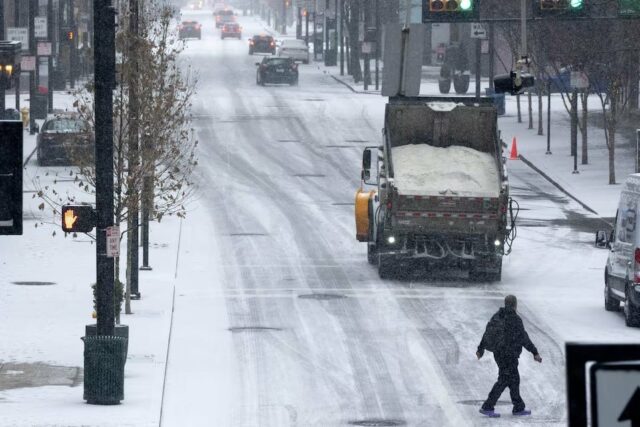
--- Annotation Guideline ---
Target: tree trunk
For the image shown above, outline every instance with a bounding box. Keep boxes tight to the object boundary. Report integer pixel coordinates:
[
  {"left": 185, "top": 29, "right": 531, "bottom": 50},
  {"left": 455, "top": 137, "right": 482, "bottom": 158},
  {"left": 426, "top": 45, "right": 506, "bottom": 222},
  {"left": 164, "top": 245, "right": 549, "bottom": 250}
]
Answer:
[
  {"left": 608, "top": 120, "right": 616, "bottom": 185},
  {"left": 537, "top": 88, "right": 543, "bottom": 135},
  {"left": 348, "top": 2, "right": 362, "bottom": 82},
  {"left": 517, "top": 94, "right": 522, "bottom": 123},
  {"left": 581, "top": 92, "right": 588, "bottom": 165},
  {"left": 528, "top": 91, "right": 533, "bottom": 129}
]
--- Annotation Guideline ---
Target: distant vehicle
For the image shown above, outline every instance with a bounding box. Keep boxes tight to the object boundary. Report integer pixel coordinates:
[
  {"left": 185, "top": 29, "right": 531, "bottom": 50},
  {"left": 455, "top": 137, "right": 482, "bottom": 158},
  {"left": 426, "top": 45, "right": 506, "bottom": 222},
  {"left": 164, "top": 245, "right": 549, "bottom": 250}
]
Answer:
[
  {"left": 249, "top": 35, "right": 276, "bottom": 55},
  {"left": 213, "top": 3, "right": 226, "bottom": 13},
  {"left": 188, "top": 1, "right": 204, "bottom": 10},
  {"left": 277, "top": 39, "right": 310, "bottom": 64},
  {"left": 37, "top": 114, "right": 94, "bottom": 166},
  {"left": 179, "top": 21, "right": 202, "bottom": 40},
  {"left": 596, "top": 174, "right": 640, "bottom": 327},
  {"left": 256, "top": 56, "right": 298, "bottom": 86},
  {"left": 221, "top": 22, "right": 241, "bottom": 39},
  {"left": 215, "top": 9, "right": 234, "bottom": 28}
]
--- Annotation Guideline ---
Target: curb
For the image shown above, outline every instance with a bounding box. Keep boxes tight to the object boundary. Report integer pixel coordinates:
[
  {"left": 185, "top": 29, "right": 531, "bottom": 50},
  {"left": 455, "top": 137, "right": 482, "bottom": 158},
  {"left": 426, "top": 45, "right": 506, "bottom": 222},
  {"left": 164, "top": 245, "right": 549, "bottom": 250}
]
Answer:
[
  {"left": 23, "top": 146, "right": 36, "bottom": 167},
  {"left": 330, "top": 75, "right": 380, "bottom": 95},
  {"left": 518, "top": 154, "right": 599, "bottom": 216}
]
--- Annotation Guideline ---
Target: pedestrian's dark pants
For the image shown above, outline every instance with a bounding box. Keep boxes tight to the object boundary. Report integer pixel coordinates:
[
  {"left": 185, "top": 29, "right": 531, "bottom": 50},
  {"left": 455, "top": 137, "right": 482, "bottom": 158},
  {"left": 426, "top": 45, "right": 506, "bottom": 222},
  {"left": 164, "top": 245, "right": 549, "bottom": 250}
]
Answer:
[{"left": 481, "top": 355, "right": 525, "bottom": 413}]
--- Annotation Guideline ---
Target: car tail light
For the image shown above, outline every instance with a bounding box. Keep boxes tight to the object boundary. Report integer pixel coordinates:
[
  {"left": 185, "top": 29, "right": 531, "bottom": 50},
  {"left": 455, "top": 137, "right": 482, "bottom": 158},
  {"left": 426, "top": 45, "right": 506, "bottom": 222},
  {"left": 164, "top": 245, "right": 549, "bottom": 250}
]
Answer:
[{"left": 270, "top": 42, "right": 275, "bottom": 47}]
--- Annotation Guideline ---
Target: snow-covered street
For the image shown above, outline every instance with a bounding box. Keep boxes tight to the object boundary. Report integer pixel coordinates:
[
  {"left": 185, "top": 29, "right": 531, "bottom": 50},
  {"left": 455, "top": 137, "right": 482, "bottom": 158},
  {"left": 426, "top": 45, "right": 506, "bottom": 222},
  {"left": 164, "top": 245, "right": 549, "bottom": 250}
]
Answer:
[{"left": 1, "top": 6, "right": 640, "bottom": 427}]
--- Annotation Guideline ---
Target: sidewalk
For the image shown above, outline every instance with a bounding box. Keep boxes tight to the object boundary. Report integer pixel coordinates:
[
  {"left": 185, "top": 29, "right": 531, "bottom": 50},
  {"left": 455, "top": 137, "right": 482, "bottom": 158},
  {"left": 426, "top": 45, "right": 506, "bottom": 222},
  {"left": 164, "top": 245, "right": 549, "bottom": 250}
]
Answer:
[{"left": 0, "top": 89, "right": 179, "bottom": 426}]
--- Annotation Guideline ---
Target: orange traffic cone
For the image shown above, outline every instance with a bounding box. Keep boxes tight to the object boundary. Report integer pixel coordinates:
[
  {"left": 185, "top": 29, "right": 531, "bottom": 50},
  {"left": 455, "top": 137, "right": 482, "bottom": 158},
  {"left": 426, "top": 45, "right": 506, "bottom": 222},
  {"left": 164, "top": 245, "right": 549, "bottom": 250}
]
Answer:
[{"left": 509, "top": 137, "right": 519, "bottom": 160}]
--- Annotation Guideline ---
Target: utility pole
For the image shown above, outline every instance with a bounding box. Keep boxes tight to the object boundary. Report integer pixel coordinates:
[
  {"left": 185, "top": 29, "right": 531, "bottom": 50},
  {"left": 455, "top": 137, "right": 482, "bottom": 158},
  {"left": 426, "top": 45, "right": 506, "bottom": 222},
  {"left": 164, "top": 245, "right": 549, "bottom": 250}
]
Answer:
[
  {"left": 281, "top": 0, "right": 287, "bottom": 34},
  {"left": 29, "top": 0, "right": 36, "bottom": 134},
  {"left": 339, "top": 0, "right": 344, "bottom": 76},
  {"left": 374, "top": 0, "right": 379, "bottom": 90},
  {"left": 127, "top": 0, "right": 140, "bottom": 301},
  {"left": 0, "top": 1, "right": 4, "bottom": 119},
  {"left": 14, "top": 0, "right": 19, "bottom": 111},
  {"left": 47, "top": 0, "right": 53, "bottom": 112},
  {"left": 94, "top": 0, "right": 116, "bottom": 337},
  {"left": 69, "top": 0, "right": 76, "bottom": 89}
]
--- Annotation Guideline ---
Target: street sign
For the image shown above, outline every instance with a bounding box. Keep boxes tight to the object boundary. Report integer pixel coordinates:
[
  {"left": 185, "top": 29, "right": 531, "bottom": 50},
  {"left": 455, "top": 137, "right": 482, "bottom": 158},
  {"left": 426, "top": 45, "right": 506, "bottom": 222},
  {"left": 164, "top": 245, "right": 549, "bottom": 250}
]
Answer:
[
  {"left": 106, "top": 226, "right": 120, "bottom": 258},
  {"left": 35, "top": 17, "right": 48, "bottom": 39},
  {"left": 471, "top": 23, "right": 486, "bottom": 39},
  {"left": 36, "top": 42, "right": 52, "bottom": 56},
  {"left": 590, "top": 362, "right": 640, "bottom": 427},
  {"left": 566, "top": 343, "right": 640, "bottom": 427},
  {"left": 20, "top": 56, "right": 36, "bottom": 72},
  {"left": 7, "top": 28, "right": 29, "bottom": 52}
]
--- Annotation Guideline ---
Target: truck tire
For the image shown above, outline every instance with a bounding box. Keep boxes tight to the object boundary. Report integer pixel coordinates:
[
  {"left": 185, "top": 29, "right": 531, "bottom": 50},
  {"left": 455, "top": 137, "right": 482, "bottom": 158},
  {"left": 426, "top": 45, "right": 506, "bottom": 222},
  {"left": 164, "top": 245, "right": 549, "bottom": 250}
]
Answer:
[
  {"left": 367, "top": 243, "right": 377, "bottom": 265},
  {"left": 438, "top": 78, "right": 451, "bottom": 94},
  {"left": 604, "top": 272, "right": 620, "bottom": 311},
  {"left": 453, "top": 75, "right": 470, "bottom": 94},
  {"left": 624, "top": 285, "right": 640, "bottom": 327},
  {"left": 378, "top": 254, "right": 393, "bottom": 280}
]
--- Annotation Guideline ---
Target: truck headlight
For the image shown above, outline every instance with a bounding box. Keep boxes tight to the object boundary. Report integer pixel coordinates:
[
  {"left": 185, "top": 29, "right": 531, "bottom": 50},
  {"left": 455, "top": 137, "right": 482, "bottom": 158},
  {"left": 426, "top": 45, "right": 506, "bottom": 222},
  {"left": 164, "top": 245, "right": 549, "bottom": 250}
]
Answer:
[
  {"left": 494, "top": 239, "right": 501, "bottom": 246},
  {"left": 387, "top": 236, "right": 396, "bottom": 244}
]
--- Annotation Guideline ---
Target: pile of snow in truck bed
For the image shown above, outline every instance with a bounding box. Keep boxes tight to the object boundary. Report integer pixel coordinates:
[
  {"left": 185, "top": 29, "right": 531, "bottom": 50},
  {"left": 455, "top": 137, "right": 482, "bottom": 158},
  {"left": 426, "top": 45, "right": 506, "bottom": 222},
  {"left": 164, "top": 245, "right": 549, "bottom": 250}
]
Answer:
[{"left": 391, "top": 144, "right": 500, "bottom": 197}]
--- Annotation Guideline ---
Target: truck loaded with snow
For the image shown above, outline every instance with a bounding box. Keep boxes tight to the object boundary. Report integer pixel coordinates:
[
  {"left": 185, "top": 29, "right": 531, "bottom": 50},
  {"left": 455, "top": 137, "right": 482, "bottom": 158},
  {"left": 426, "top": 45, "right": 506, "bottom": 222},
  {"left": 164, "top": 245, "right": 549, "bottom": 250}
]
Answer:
[{"left": 355, "top": 96, "right": 517, "bottom": 281}]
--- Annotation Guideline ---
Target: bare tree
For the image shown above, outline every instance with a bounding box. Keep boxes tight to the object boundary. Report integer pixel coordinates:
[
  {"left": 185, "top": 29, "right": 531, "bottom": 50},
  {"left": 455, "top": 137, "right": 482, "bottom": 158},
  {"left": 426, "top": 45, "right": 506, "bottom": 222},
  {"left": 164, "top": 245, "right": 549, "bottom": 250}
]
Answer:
[{"left": 32, "top": 2, "right": 199, "bottom": 305}]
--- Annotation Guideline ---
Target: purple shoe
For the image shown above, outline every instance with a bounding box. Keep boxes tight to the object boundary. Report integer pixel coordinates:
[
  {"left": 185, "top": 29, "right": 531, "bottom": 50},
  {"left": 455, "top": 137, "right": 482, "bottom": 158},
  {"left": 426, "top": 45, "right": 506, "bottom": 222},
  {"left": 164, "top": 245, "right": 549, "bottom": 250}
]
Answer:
[
  {"left": 513, "top": 409, "right": 531, "bottom": 416},
  {"left": 479, "top": 409, "right": 500, "bottom": 418}
]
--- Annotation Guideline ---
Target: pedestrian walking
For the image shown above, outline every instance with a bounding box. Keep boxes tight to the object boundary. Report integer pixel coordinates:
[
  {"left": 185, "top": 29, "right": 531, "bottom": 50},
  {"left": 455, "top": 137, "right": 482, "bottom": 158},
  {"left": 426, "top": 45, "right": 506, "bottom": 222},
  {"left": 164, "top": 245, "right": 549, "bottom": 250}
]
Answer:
[{"left": 476, "top": 295, "right": 542, "bottom": 418}]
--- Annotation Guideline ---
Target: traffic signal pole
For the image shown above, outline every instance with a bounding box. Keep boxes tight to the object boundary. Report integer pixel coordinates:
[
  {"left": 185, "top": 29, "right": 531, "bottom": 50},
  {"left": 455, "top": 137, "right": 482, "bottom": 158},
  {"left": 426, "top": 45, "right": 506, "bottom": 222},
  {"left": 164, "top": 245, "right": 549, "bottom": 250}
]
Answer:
[
  {"left": 14, "top": 0, "right": 19, "bottom": 111},
  {"left": 94, "top": 0, "right": 116, "bottom": 337},
  {"left": 29, "top": 0, "right": 36, "bottom": 134},
  {"left": 128, "top": 0, "right": 141, "bottom": 300},
  {"left": 47, "top": 0, "right": 53, "bottom": 112}
]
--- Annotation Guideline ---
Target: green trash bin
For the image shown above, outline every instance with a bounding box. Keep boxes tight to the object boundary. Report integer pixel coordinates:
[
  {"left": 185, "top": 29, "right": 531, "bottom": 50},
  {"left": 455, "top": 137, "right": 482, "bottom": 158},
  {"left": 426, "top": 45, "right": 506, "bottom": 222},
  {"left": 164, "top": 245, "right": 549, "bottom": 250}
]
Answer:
[{"left": 83, "top": 335, "right": 127, "bottom": 404}]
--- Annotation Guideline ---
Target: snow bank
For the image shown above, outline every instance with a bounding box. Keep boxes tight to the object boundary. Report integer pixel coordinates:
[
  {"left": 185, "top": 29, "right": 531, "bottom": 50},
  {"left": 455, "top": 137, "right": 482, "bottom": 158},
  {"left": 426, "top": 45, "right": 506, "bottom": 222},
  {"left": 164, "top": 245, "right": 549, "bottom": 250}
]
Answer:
[{"left": 391, "top": 144, "right": 500, "bottom": 197}]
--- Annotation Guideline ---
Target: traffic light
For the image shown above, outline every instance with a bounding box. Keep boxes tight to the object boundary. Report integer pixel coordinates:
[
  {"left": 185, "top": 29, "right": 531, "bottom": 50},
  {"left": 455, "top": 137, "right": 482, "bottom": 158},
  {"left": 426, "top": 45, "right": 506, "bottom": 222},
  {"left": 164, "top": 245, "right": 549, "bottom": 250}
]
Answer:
[
  {"left": 67, "top": 30, "right": 74, "bottom": 41},
  {"left": 533, "top": 0, "right": 585, "bottom": 17},
  {"left": 619, "top": 0, "right": 640, "bottom": 16},
  {"left": 423, "top": 0, "right": 478, "bottom": 21},
  {"left": 0, "top": 121, "right": 23, "bottom": 236},
  {"left": 61, "top": 205, "right": 96, "bottom": 233},
  {"left": 494, "top": 72, "right": 535, "bottom": 95}
]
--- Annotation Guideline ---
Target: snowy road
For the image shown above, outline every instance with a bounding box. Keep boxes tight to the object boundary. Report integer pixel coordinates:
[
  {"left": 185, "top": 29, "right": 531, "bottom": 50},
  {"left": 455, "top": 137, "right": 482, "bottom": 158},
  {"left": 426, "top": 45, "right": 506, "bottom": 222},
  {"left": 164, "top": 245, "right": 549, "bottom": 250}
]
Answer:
[{"left": 161, "top": 11, "right": 639, "bottom": 427}]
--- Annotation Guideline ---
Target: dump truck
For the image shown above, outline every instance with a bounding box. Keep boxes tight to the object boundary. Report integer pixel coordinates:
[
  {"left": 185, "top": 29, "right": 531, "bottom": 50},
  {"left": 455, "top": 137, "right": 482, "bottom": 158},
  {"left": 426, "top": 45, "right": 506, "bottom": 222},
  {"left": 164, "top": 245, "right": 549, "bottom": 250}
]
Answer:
[{"left": 355, "top": 96, "right": 517, "bottom": 281}]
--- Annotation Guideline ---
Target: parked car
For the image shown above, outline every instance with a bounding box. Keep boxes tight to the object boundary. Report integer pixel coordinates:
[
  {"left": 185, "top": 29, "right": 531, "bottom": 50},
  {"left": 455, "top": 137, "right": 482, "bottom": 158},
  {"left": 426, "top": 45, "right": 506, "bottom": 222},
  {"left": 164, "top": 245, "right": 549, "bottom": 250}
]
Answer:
[
  {"left": 221, "top": 22, "right": 241, "bottom": 39},
  {"left": 37, "top": 114, "right": 94, "bottom": 166},
  {"left": 215, "top": 9, "right": 235, "bottom": 28},
  {"left": 179, "top": 21, "right": 202, "bottom": 40},
  {"left": 256, "top": 56, "right": 298, "bottom": 86},
  {"left": 249, "top": 34, "right": 276, "bottom": 55},
  {"left": 277, "top": 39, "right": 310, "bottom": 64},
  {"left": 597, "top": 173, "right": 640, "bottom": 327}
]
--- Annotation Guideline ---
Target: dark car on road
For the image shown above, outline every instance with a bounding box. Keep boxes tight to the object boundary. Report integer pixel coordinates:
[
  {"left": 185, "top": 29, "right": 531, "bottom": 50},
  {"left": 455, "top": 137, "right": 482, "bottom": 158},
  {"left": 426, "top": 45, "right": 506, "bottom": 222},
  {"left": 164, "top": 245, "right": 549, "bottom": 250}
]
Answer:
[
  {"left": 221, "top": 22, "right": 241, "bottom": 39},
  {"left": 249, "top": 34, "right": 276, "bottom": 55},
  {"left": 179, "top": 21, "right": 202, "bottom": 40},
  {"left": 37, "top": 114, "right": 94, "bottom": 166},
  {"left": 256, "top": 56, "right": 298, "bottom": 86}
]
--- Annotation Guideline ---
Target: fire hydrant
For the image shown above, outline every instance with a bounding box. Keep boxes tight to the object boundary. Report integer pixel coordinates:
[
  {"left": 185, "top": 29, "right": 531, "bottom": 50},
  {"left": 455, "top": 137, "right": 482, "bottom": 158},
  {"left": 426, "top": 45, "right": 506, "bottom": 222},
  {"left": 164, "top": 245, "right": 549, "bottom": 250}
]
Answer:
[{"left": 20, "top": 107, "right": 29, "bottom": 128}]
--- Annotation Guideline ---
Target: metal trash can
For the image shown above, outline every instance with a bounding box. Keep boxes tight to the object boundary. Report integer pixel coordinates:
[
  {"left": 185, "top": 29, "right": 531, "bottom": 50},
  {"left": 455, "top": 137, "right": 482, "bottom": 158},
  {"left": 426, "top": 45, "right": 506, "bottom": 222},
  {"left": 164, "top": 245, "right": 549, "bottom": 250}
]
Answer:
[
  {"left": 485, "top": 88, "right": 506, "bottom": 116},
  {"left": 82, "top": 335, "right": 127, "bottom": 405}
]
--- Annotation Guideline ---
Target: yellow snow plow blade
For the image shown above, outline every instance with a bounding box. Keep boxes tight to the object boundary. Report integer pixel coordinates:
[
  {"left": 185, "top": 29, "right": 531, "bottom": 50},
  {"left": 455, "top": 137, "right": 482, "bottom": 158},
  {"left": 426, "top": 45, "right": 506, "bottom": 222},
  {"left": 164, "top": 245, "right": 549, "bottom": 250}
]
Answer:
[{"left": 355, "top": 189, "right": 375, "bottom": 242}]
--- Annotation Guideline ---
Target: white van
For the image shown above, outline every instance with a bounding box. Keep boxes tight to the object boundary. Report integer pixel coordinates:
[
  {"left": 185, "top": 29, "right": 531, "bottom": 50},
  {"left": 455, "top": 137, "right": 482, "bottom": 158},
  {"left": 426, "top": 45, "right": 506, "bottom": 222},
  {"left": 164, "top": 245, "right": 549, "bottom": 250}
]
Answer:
[{"left": 597, "top": 173, "right": 640, "bottom": 327}]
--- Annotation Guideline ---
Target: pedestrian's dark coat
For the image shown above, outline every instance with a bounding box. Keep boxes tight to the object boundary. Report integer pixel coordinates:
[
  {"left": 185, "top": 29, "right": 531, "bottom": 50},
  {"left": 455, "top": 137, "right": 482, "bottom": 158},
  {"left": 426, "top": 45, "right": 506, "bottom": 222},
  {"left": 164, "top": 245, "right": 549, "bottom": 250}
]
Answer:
[{"left": 477, "top": 307, "right": 538, "bottom": 359}]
